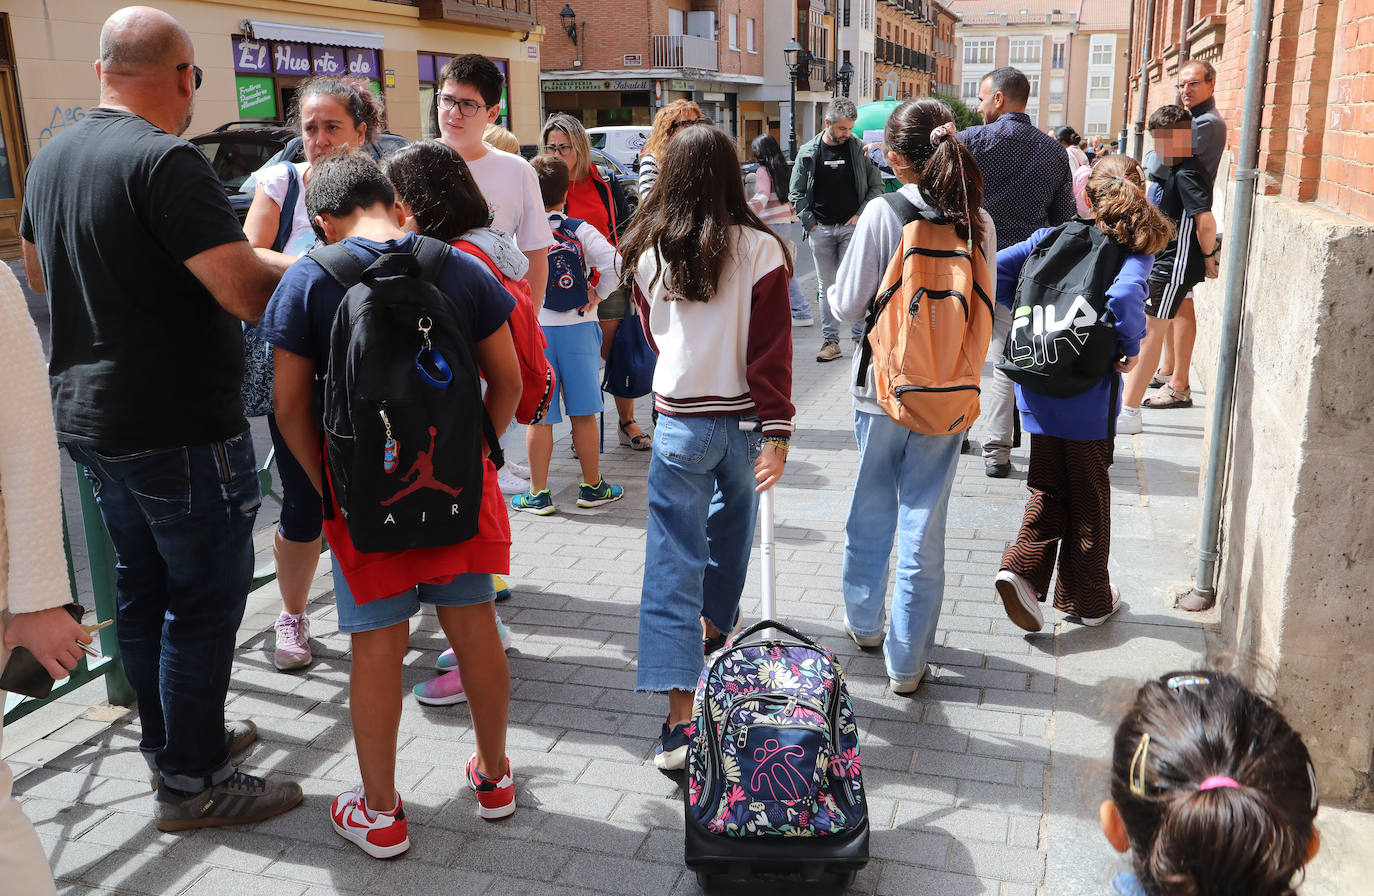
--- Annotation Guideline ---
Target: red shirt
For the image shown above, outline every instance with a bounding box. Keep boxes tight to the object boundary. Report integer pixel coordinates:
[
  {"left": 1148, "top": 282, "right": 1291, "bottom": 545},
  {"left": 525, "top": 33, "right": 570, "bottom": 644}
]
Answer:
[{"left": 565, "top": 168, "right": 615, "bottom": 243}]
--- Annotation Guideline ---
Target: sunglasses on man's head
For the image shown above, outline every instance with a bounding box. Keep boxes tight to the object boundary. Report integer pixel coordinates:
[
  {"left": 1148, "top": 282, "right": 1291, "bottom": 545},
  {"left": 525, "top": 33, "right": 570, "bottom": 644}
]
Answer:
[
  {"left": 176, "top": 62, "right": 203, "bottom": 91},
  {"left": 668, "top": 117, "right": 706, "bottom": 135}
]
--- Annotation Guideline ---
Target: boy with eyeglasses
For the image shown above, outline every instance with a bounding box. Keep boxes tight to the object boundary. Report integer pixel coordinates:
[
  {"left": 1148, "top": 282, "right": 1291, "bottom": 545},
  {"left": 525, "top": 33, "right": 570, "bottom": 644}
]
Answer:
[{"left": 435, "top": 54, "right": 552, "bottom": 496}]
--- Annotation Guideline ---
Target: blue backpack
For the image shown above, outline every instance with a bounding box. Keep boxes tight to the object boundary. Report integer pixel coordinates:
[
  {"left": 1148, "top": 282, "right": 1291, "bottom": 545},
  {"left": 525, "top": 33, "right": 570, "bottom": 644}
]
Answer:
[{"left": 545, "top": 217, "right": 599, "bottom": 313}]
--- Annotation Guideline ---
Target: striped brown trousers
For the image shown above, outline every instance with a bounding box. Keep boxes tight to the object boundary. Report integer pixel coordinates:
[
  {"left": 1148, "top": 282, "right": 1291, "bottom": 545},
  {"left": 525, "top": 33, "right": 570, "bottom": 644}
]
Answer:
[{"left": 999, "top": 434, "right": 1115, "bottom": 619}]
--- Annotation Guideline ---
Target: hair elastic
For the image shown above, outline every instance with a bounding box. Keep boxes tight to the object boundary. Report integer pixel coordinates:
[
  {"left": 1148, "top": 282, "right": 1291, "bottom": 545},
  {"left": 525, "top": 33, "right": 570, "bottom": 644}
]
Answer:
[
  {"left": 1128, "top": 733, "right": 1151, "bottom": 796},
  {"left": 1199, "top": 776, "right": 1241, "bottom": 791},
  {"left": 928, "top": 121, "right": 957, "bottom": 147}
]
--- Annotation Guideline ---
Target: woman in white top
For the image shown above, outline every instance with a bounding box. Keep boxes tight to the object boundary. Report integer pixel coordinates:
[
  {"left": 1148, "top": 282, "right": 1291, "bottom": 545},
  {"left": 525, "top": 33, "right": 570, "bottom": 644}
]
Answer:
[
  {"left": 1054, "top": 125, "right": 1090, "bottom": 172},
  {"left": 748, "top": 133, "right": 814, "bottom": 325},
  {"left": 243, "top": 77, "right": 385, "bottom": 674},
  {"left": 1, "top": 263, "right": 90, "bottom": 896}
]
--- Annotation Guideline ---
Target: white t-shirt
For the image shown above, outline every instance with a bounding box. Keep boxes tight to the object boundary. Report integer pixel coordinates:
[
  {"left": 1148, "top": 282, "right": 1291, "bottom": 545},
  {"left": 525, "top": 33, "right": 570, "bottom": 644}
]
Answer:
[
  {"left": 260, "top": 161, "right": 316, "bottom": 257},
  {"left": 463, "top": 145, "right": 555, "bottom": 254}
]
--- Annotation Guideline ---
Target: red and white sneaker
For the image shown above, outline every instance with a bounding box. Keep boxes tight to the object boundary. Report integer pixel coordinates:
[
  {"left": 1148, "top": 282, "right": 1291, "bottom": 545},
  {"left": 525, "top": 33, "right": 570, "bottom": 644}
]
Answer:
[
  {"left": 330, "top": 785, "right": 410, "bottom": 858},
  {"left": 466, "top": 753, "right": 516, "bottom": 820}
]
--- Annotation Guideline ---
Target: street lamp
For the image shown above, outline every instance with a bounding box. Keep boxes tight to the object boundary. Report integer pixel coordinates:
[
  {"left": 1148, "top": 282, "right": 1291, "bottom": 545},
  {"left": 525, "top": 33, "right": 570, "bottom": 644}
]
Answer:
[
  {"left": 834, "top": 58, "right": 853, "bottom": 97},
  {"left": 784, "top": 38, "right": 810, "bottom": 161},
  {"left": 558, "top": 4, "right": 578, "bottom": 45}
]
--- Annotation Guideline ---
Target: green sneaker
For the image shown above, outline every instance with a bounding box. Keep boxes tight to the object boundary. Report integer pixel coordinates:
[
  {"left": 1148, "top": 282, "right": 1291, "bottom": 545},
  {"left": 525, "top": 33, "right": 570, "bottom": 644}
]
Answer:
[
  {"left": 577, "top": 478, "right": 624, "bottom": 508},
  {"left": 510, "top": 489, "right": 555, "bottom": 515}
]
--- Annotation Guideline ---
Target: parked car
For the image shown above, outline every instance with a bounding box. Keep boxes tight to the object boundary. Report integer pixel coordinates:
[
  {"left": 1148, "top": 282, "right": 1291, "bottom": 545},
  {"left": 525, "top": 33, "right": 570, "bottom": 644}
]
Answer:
[
  {"left": 188, "top": 122, "right": 294, "bottom": 221},
  {"left": 587, "top": 126, "right": 650, "bottom": 169}
]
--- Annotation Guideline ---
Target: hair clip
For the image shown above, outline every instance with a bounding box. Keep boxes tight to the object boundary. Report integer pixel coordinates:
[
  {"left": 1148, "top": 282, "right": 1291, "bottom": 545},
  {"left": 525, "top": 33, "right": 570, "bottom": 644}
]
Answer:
[
  {"left": 929, "top": 122, "right": 957, "bottom": 147},
  {"left": 1129, "top": 732, "right": 1151, "bottom": 796},
  {"left": 1199, "top": 775, "right": 1241, "bottom": 791}
]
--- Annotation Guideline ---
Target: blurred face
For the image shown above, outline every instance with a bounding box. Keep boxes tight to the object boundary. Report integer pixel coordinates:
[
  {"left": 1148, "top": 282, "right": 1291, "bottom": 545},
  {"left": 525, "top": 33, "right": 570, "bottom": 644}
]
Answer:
[
  {"left": 824, "top": 118, "right": 855, "bottom": 143},
  {"left": 1152, "top": 126, "right": 1193, "bottom": 164},
  {"left": 1176, "top": 63, "right": 1214, "bottom": 110},
  {"left": 977, "top": 78, "right": 1003, "bottom": 123},
  {"left": 437, "top": 79, "right": 500, "bottom": 150},
  {"left": 301, "top": 95, "right": 367, "bottom": 164}
]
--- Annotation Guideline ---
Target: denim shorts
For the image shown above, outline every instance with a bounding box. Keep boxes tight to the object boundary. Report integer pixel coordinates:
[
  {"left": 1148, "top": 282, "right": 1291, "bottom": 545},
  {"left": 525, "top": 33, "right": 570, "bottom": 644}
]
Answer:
[
  {"left": 541, "top": 320, "right": 604, "bottom": 425},
  {"left": 266, "top": 414, "right": 324, "bottom": 543},
  {"left": 333, "top": 560, "right": 496, "bottom": 634}
]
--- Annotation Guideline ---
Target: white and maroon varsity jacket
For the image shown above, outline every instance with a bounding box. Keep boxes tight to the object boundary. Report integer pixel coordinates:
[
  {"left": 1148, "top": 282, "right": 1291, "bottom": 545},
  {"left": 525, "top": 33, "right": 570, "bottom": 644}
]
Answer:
[{"left": 631, "top": 226, "right": 795, "bottom": 437}]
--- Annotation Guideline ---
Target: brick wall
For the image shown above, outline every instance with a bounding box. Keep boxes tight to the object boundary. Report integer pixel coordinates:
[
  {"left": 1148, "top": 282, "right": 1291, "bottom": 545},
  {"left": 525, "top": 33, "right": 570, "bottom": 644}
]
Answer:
[
  {"left": 1126, "top": 0, "right": 1372, "bottom": 222},
  {"left": 536, "top": 0, "right": 652, "bottom": 71}
]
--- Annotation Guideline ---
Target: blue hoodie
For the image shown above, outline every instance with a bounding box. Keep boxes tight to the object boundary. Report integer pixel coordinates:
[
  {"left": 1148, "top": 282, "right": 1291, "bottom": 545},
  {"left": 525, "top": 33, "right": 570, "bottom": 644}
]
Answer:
[{"left": 996, "top": 226, "right": 1151, "bottom": 440}]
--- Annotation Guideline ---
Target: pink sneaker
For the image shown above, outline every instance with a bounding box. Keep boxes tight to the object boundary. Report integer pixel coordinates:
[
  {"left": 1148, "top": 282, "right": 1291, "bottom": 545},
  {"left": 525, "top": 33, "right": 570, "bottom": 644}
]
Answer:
[
  {"left": 330, "top": 785, "right": 409, "bottom": 859},
  {"left": 466, "top": 753, "right": 516, "bottom": 819},
  {"left": 413, "top": 669, "right": 466, "bottom": 705},
  {"left": 274, "top": 613, "right": 312, "bottom": 671}
]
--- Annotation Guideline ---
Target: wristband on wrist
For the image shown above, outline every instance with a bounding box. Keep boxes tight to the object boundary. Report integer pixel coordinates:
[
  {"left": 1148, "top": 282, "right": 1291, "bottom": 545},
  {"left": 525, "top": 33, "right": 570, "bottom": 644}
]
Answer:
[{"left": 1203, "top": 245, "right": 1220, "bottom": 259}]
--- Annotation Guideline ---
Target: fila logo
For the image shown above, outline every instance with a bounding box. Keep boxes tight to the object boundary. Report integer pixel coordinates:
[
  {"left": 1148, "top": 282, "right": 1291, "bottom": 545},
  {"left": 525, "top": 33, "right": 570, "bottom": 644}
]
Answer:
[{"left": 1009, "top": 295, "right": 1098, "bottom": 367}]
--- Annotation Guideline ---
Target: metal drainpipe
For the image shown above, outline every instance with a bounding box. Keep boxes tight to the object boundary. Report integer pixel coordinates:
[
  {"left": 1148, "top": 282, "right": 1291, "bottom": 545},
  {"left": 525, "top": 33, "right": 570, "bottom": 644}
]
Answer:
[
  {"left": 1119, "top": 0, "right": 1137, "bottom": 152},
  {"left": 1132, "top": 0, "right": 1158, "bottom": 159},
  {"left": 1184, "top": 0, "right": 1276, "bottom": 610},
  {"left": 1179, "top": 0, "right": 1196, "bottom": 65}
]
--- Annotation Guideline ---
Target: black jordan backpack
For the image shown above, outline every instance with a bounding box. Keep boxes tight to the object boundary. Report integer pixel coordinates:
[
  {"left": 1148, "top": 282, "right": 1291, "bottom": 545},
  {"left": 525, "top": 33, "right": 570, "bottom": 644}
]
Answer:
[{"left": 312, "top": 236, "right": 500, "bottom": 553}]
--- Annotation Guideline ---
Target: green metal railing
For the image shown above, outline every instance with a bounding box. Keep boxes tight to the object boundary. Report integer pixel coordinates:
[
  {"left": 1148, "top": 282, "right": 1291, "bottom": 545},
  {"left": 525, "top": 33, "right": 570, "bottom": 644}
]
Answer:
[{"left": 4, "top": 450, "right": 308, "bottom": 725}]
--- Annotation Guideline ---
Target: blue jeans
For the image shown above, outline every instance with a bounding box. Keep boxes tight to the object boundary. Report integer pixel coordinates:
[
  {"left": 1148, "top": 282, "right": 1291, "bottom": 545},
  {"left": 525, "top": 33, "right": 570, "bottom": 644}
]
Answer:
[
  {"left": 810, "top": 222, "right": 864, "bottom": 342},
  {"left": 637, "top": 416, "right": 760, "bottom": 693},
  {"left": 68, "top": 431, "right": 260, "bottom": 792},
  {"left": 769, "top": 220, "right": 812, "bottom": 320},
  {"left": 841, "top": 411, "right": 962, "bottom": 685}
]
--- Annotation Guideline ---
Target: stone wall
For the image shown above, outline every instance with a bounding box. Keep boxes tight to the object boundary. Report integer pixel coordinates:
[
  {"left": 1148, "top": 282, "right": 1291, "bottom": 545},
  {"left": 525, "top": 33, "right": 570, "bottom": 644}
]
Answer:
[{"left": 1192, "top": 174, "right": 1374, "bottom": 806}]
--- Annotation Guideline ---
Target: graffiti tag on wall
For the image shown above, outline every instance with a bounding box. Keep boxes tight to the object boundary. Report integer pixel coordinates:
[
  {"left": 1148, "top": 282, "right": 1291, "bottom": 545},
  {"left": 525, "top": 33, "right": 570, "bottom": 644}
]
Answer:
[{"left": 38, "top": 105, "right": 85, "bottom": 145}]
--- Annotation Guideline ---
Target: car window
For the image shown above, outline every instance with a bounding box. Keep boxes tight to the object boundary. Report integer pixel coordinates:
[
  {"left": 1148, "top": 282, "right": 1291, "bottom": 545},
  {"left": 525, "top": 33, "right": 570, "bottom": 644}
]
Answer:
[
  {"left": 193, "top": 139, "right": 283, "bottom": 193},
  {"left": 589, "top": 148, "right": 621, "bottom": 175},
  {"left": 589, "top": 133, "right": 607, "bottom": 150}
]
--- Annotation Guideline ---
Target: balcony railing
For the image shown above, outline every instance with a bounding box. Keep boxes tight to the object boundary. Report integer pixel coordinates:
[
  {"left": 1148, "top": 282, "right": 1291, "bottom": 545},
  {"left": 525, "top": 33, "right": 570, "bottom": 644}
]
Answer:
[
  {"left": 415, "top": 0, "right": 535, "bottom": 29},
  {"left": 651, "top": 34, "right": 719, "bottom": 71}
]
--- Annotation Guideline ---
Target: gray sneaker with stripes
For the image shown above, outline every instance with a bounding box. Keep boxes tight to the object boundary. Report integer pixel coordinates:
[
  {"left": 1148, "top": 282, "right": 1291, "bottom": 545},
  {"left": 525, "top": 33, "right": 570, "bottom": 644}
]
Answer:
[{"left": 155, "top": 769, "right": 303, "bottom": 832}]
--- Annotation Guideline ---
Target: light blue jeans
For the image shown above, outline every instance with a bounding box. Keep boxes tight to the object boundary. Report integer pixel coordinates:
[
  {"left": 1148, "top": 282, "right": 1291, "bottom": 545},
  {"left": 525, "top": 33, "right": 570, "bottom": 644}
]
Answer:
[
  {"left": 636, "top": 416, "right": 760, "bottom": 693},
  {"left": 810, "top": 222, "right": 863, "bottom": 343},
  {"left": 768, "top": 220, "right": 812, "bottom": 320},
  {"left": 841, "top": 410, "right": 963, "bottom": 685}
]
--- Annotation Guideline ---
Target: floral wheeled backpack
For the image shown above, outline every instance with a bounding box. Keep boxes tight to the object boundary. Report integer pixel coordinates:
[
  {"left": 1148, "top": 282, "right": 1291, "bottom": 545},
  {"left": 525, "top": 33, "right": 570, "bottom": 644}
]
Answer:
[{"left": 685, "top": 621, "right": 867, "bottom": 840}]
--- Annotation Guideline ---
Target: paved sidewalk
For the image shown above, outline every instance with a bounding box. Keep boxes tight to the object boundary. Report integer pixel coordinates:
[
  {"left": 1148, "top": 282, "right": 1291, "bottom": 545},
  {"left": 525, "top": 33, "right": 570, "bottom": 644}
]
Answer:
[{"left": 7, "top": 277, "right": 1359, "bottom": 895}]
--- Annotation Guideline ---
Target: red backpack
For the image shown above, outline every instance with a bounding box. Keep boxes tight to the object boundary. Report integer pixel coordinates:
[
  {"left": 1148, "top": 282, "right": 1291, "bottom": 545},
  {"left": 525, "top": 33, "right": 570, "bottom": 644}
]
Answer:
[{"left": 452, "top": 239, "right": 556, "bottom": 425}]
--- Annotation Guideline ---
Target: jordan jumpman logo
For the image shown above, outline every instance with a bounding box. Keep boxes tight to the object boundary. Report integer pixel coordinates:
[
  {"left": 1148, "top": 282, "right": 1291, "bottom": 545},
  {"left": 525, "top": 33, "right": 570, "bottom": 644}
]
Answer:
[{"left": 380, "top": 426, "right": 462, "bottom": 506}]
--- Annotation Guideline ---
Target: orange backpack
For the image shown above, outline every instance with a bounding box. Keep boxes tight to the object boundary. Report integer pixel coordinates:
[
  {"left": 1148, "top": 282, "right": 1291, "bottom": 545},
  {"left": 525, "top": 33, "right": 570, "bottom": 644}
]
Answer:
[{"left": 856, "top": 193, "right": 994, "bottom": 436}]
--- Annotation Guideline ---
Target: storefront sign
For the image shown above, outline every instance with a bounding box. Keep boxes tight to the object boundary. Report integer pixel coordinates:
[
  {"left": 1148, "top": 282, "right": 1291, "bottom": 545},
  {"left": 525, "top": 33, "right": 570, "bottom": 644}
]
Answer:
[
  {"left": 347, "top": 48, "right": 379, "bottom": 78},
  {"left": 233, "top": 37, "right": 272, "bottom": 74},
  {"left": 384, "top": 68, "right": 397, "bottom": 88},
  {"left": 236, "top": 75, "right": 278, "bottom": 119},
  {"left": 311, "top": 45, "right": 346, "bottom": 76},
  {"left": 544, "top": 79, "right": 654, "bottom": 92},
  {"left": 669, "top": 80, "right": 696, "bottom": 91},
  {"left": 273, "top": 42, "right": 312, "bottom": 75}
]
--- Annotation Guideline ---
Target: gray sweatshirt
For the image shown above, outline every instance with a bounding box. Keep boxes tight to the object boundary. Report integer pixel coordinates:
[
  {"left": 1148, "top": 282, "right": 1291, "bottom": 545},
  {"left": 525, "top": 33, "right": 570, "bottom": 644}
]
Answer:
[{"left": 827, "top": 183, "right": 997, "bottom": 416}]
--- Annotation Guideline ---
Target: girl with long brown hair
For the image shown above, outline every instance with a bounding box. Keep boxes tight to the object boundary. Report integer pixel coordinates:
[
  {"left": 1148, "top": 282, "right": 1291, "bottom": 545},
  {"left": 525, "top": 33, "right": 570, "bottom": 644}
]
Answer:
[
  {"left": 827, "top": 98, "right": 996, "bottom": 694},
  {"left": 618, "top": 124, "right": 794, "bottom": 769},
  {"left": 993, "top": 153, "right": 1173, "bottom": 632}
]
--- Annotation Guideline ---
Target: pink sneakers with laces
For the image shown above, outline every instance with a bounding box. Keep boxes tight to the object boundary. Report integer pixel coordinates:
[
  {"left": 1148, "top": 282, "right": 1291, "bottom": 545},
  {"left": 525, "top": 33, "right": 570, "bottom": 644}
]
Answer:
[{"left": 274, "top": 612, "right": 312, "bottom": 671}]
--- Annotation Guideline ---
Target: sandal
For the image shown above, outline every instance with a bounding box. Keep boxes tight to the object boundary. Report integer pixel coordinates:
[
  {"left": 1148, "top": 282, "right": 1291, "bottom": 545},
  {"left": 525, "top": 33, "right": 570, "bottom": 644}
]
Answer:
[
  {"left": 618, "top": 419, "right": 652, "bottom": 451},
  {"left": 1143, "top": 385, "right": 1193, "bottom": 409},
  {"left": 1148, "top": 369, "right": 1171, "bottom": 389}
]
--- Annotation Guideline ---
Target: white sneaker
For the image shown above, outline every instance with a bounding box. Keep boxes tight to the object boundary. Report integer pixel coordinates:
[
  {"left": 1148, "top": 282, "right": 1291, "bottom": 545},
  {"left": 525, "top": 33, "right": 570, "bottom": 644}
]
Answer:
[
  {"left": 1117, "top": 405, "right": 1143, "bottom": 435},
  {"left": 273, "top": 613, "right": 312, "bottom": 670},
  {"left": 505, "top": 459, "right": 531, "bottom": 480},
  {"left": 792, "top": 315, "right": 815, "bottom": 327},
  {"left": 497, "top": 466, "right": 530, "bottom": 496},
  {"left": 889, "top": 667, "right": 927, "bottom": 695},
  {"left": 994, "top": 570, "right": 1044, "bottom": 633}
]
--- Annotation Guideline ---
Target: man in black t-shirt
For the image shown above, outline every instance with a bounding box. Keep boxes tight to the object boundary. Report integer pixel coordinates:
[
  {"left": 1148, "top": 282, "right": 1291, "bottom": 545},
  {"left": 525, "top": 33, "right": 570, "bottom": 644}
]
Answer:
[
  {"left": 19, "top": 6, "right": 300, "bottom": 832},
  {"left": 789, "top": 98, "right": 884, "bottom": 362}
]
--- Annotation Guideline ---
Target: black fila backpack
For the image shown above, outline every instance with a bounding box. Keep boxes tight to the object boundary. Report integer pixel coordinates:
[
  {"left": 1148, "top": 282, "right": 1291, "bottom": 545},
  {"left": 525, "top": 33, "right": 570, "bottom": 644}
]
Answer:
[
  {"left": 997, "top": 220, "right": 1125, "bottom": 398},
  {"left": 313, "top": 236, "right": 501, "bottom": 553}
]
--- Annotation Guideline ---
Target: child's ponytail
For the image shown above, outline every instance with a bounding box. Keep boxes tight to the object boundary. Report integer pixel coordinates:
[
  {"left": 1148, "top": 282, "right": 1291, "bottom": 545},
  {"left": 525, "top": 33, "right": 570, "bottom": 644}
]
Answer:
[
  {"left": 1109, "top": 670, "right": 1319, "bottom": 896},
  {"left": 883, "top": 99, "right": 987, "bottom": 253},
  {"left": 1085, "top": 155, "right": 1174, "bottom": 255}
]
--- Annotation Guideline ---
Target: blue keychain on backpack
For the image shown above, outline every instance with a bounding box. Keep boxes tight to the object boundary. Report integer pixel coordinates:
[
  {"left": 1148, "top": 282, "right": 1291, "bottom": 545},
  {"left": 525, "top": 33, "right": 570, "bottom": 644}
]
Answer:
[{"left": 413, "top": 316, "right": 453, "bottom": 388}]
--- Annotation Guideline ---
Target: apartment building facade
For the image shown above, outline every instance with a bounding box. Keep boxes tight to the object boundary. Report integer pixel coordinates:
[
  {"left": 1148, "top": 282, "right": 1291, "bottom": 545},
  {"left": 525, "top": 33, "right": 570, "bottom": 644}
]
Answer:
[
  {"left": 950, "top": 0, "right": 1129, "bottom": 137},
  {"left": 874, "top": 0, "right": 940, "bottom": 101},
  {"left": 835, "top": 0, "right": 878, "bottom": 103}
]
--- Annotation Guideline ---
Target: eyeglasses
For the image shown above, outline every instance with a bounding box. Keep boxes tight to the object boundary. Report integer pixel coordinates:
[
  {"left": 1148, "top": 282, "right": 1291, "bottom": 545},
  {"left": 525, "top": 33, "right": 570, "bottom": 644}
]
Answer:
[
  {"left": 1176, "top": 79, "right": 1206, "bottom": 90},
  {"left": 544, "top": 143, "right": 575, "bottom": 156},
  {"left": 436, "top": 94, "right": 491, "bottom": 117},
  {"left": 176, "top": 62, "right": 203, "bottom": 91},
  {"left": 668, "top": 117, "right": 706, "bottom": 135}
]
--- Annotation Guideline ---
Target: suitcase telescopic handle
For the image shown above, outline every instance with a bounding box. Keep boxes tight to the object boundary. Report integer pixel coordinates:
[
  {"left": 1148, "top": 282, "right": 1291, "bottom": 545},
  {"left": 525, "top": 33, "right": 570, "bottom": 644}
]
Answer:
[{"left": 739, "top": 420, "right": 777, "bottom": 629}]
